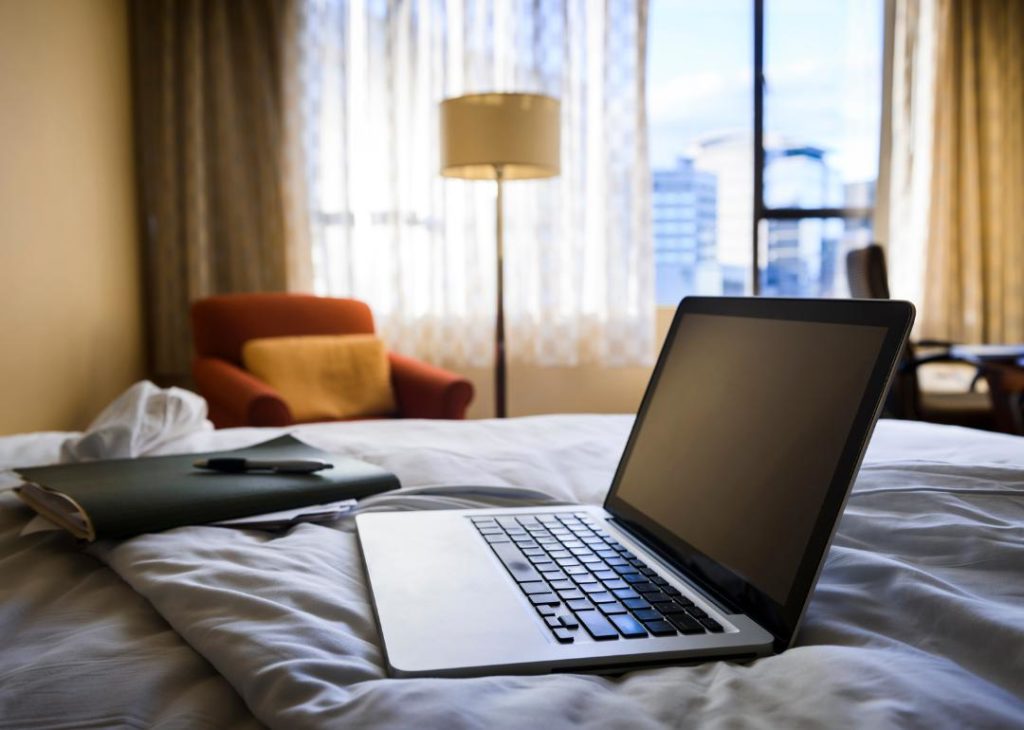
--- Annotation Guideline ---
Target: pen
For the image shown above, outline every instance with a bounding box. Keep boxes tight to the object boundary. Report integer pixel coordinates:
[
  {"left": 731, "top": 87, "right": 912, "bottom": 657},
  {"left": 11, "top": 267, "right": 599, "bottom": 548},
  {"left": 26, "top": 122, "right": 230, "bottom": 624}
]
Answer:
[{"left": 193, "top": 458, "right": 333, "bottom": 474}]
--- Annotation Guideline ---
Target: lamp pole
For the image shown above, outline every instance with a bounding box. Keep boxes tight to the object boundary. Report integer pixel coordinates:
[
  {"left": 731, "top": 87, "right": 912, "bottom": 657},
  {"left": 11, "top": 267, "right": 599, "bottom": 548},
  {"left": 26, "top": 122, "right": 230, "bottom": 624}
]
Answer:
[
  {"left": 438, "top": 92, "right": 560, "bottom": 420},
  {"left": 494, "top": 164, "right": 507, "bottom": 419}
]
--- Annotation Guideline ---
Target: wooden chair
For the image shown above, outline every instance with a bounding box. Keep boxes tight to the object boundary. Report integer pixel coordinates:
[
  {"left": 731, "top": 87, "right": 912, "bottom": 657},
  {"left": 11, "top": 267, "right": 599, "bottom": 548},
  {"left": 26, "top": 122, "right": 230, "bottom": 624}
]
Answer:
[
  {"left": 191, "top": 293, "right": 474, "bottom": 428},
  {"left": 846, "top": 244, "right": 993, "bottom": 429}
]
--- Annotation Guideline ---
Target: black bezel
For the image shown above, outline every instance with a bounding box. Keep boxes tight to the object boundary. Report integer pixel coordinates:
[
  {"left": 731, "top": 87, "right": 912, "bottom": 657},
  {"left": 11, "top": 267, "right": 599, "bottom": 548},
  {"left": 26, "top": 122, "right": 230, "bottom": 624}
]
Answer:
[{"left": 604, "top": 296, "right": 915, "bottom": 651}]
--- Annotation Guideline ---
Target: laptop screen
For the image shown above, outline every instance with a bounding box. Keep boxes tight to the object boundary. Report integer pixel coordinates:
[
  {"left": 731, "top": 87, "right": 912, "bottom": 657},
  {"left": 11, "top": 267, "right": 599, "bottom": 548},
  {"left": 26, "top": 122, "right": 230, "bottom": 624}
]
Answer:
[{"left": 604, "top": 298, "right": 910, "bottom": 647}]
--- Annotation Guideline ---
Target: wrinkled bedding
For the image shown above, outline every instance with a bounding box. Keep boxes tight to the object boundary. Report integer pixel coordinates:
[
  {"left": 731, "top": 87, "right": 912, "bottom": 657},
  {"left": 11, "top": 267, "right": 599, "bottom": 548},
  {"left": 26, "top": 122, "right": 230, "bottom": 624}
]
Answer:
[{"left": 1, "top": 417, "right": 1022, "bottom": 729}]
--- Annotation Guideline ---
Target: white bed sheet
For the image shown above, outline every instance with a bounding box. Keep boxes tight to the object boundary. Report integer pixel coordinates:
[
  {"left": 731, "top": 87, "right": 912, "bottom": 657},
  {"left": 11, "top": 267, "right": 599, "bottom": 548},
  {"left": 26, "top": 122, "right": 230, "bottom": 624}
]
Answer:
[{"left": 1, "top": 416, "right": 1022, "bottom": 729}]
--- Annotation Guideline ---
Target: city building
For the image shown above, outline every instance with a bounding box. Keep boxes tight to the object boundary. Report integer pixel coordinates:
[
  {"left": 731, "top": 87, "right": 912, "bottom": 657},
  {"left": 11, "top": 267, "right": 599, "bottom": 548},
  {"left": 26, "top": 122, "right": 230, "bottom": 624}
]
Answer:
[
  {"left": 652, "top": 157, "right": 717, "bottom": 304},
  {"left": 761, "top": 144, "right": 841, "bottom": 297},
  {"left": 655, "top": 135, "right": 880, "bottom": 301},
  {"left": 653, "top": 136, "right": 879, "bottom": 302},
  {"left": 692, "top": 133, "right": 752, "bottom": 297}
]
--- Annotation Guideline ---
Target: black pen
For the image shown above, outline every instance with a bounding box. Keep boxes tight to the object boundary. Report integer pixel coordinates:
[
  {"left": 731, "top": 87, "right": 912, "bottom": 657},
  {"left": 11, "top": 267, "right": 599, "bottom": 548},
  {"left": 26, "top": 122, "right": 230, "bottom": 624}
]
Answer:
[{"left": 193, "top": 458, "right": 333, "bottom": 474}]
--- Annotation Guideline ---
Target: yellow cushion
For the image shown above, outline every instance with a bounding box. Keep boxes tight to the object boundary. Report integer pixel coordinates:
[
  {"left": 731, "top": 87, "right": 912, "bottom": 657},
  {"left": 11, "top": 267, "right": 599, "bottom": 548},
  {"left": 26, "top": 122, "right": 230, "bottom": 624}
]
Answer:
[{"left": 242, "top": 334, "right": 397, "bottom": 422}]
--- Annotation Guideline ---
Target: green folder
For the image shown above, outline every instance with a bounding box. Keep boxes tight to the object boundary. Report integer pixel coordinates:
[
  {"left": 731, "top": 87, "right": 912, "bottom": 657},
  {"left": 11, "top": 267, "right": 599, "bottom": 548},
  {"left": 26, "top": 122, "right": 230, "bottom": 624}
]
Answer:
[{"left": 14, "top": 435, "right": 399, "bottom": 541}]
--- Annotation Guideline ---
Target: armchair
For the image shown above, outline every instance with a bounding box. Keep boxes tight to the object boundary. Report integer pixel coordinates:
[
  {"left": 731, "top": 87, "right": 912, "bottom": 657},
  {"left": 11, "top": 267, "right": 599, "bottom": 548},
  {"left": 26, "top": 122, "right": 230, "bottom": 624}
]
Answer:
[{"left": 191, "top": 294, "right": 474, "bottom": 427}]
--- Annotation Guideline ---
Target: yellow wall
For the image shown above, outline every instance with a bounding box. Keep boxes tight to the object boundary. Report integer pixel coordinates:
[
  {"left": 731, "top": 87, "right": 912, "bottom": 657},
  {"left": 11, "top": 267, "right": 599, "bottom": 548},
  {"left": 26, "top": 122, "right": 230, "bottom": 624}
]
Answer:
[
  {"left": 459, "top": 308, "right": 674, "bottom": 418},
  {"left": 0, "top": 0, "right": 142, "bottom": 434}
]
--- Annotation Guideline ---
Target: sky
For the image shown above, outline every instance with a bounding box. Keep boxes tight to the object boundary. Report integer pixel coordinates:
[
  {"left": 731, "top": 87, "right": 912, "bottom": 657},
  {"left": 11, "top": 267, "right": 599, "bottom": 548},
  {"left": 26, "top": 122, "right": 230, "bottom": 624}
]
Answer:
[{"left": 647, "top": 0, "right": 883, "bottom": 185}]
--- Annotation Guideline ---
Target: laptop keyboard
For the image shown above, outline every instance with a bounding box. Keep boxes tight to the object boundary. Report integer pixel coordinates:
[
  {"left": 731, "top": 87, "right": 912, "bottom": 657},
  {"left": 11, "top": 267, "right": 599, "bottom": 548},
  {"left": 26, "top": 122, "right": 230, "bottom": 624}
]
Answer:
[{"left": 471, "top": 512, "right": 724, "bottom": 644}]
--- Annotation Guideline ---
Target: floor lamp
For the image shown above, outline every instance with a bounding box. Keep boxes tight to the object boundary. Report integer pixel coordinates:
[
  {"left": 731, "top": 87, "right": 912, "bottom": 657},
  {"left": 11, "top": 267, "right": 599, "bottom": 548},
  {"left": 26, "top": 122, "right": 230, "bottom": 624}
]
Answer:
[{"left": 440, "top": 92, "right": 561, "bottom": 418}]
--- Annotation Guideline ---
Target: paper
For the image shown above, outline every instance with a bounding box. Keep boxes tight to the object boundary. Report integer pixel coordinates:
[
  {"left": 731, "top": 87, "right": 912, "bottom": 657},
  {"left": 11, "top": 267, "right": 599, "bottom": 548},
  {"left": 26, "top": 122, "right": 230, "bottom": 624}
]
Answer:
[
  {"left": 209, "top": 499, "right": 358, "bottom": 530},
  {"left": 0, "top": 470, "right": 23, "bottom": 492},
  {"left": 20, "top": 514, "right": 63, "bottom": 536},
  {"left": 19, "top": 500, "right": 360, "bottom": 537}
]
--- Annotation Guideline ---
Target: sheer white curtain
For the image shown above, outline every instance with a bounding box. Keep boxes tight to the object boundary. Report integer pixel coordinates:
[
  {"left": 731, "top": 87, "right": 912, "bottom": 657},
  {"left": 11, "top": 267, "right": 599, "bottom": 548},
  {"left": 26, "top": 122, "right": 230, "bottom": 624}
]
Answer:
[{"left": 295, "top": 0, "right": 653, "bottom": 368}]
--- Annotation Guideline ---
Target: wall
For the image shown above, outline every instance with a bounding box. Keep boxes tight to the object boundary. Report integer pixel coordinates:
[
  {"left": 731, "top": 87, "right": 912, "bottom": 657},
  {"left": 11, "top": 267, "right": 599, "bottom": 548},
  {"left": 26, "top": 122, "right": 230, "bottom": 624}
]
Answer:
[
  {"left": 0, "top": 0, "right": 142, "bottom": 434},
  {"left": 458, "top": 309, "right": 675, "bottom": 418}
]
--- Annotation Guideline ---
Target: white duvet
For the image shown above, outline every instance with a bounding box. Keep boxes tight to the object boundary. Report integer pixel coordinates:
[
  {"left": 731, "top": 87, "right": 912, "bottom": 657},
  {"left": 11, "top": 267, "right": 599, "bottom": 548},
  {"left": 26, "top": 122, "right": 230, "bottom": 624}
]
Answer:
[{"left": 1, "top": 416, "right": 1023, "bottom": 729}]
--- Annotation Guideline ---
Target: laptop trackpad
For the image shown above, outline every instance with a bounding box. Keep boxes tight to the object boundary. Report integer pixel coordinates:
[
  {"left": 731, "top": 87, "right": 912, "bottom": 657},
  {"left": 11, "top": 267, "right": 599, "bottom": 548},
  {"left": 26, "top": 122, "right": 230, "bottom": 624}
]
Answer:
[{"left": 357, "top": 510, "right": 554, "bottom": 677}]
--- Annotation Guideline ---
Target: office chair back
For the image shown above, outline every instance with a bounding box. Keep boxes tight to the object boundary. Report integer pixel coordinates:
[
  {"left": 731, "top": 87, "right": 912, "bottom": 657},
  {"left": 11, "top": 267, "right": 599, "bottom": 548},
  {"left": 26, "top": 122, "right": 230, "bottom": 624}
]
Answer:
[
  {"left": 846, "top": 243, "right": 891, "bottom": 300},
  {"left": 845, "top": 244, "right": 917, "bottom": 418}
]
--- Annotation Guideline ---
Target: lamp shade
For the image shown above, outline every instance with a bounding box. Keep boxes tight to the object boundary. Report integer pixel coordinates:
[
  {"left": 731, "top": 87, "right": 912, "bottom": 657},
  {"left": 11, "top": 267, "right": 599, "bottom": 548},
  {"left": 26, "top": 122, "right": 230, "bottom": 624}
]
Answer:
[{"left": 440, "top": 93, "right": 560, "bottom": 180}]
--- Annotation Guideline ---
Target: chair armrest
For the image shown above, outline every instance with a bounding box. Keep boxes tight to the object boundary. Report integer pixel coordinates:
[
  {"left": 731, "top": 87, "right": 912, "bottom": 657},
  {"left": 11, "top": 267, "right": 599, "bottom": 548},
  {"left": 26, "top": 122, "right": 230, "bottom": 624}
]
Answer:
[
  {"left": 916, "top": 338, "right": 955, "bottom": 349},
  {"left": 192, "top": 357, "right": 293, "bottom": 428},
  {"left": 388, "top": 352, "right": 474, "bottom": 419},
  {"left": 904, "top": 352, "right": 990, "bottom": 393},
  {"left": 909, "top": 353, "right": 964, "bottom": 368}
]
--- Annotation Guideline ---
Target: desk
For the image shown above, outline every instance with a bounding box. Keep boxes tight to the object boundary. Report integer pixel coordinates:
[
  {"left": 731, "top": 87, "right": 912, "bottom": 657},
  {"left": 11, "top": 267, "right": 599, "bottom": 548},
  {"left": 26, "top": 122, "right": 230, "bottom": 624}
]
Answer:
[{"left": 949, "top": 344, "right": 1024, "bottom": 366}]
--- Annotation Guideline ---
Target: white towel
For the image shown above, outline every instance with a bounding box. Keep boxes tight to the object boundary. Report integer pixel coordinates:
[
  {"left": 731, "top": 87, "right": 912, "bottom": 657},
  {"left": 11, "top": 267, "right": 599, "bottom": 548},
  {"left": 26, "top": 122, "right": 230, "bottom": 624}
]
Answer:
[{"left": 59, "top": 381, "right": 212, "bottom": 463}]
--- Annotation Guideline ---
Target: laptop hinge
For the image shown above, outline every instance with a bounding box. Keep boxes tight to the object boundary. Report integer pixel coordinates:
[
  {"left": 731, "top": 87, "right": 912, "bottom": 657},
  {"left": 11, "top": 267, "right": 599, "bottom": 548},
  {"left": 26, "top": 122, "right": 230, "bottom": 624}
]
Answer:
[{"left": 606, "top": 516, "right": 740, "bottom": 615}]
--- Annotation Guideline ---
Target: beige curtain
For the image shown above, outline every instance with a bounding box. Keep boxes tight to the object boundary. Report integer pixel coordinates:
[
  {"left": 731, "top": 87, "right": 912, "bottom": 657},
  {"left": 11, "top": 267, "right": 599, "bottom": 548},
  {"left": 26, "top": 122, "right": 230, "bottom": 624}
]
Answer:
[
  {"left": 130, "top": 0, "right": 311, "bottom": 382},
  {"left": 922, "top": 0, "right": 1024, "bottom": 342}
]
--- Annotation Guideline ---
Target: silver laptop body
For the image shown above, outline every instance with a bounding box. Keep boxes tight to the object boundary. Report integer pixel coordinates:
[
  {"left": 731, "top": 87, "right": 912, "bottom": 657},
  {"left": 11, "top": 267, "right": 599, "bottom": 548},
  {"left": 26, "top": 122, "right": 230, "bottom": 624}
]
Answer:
[{"left": 358, "top": 297, "right": 914, "bottom": 678}]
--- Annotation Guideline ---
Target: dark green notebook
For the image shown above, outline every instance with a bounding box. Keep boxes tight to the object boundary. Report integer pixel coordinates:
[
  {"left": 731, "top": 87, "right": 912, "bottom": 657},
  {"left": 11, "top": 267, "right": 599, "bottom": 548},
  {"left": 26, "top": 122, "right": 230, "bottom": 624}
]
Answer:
[{"left": 14, "top": 435, "right": 399, "bottom": 541}]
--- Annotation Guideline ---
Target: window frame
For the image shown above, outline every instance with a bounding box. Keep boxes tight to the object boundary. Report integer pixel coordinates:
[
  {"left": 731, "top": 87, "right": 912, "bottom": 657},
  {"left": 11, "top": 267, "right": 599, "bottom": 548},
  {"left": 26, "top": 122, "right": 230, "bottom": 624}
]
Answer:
[{"left": 751, "top": 0, "right": 876, "bottom": 295}]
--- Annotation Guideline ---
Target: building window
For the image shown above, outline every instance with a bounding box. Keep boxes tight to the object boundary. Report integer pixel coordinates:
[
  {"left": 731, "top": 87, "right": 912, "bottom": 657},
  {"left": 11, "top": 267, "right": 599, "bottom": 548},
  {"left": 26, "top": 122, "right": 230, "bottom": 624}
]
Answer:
[{"left": 648, "top": 0, "right": 883, "bottom": 305}]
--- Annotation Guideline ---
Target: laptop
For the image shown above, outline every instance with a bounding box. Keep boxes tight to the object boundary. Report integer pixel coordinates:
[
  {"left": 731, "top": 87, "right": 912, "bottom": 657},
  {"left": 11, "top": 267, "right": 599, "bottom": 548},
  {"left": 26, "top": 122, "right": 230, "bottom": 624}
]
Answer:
[{"left": 357, "top": 297, "right": 914, "bottom": 677}]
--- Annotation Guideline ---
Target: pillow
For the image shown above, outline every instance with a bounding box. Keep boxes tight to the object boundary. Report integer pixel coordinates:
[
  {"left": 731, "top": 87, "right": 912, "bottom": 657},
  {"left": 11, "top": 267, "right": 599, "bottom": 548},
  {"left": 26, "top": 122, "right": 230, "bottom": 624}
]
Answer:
[{"left": 241, "top": 334, "right": 397, "bottom": 422}]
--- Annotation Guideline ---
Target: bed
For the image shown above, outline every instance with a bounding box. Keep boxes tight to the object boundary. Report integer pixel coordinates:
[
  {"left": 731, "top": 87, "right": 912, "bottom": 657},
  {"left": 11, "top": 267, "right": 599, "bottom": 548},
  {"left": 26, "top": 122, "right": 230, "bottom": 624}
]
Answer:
[{"left": 1, "top": 415, "right": 1022, "bottom": 729}]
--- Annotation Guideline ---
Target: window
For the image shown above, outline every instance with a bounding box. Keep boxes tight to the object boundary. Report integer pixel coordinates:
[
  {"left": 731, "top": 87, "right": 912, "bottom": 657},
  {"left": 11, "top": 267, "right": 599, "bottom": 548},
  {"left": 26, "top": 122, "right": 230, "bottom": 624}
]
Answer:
[{"left": 648, "top": 0, "right": 883, "bottom": 305}]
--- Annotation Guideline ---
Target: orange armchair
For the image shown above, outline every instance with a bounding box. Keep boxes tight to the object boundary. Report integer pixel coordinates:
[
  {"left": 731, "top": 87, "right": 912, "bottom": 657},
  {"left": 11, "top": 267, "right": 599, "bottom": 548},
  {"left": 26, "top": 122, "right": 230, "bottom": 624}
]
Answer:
[{"left": 191, "top": 293, "right": 474, "bottom": 427}]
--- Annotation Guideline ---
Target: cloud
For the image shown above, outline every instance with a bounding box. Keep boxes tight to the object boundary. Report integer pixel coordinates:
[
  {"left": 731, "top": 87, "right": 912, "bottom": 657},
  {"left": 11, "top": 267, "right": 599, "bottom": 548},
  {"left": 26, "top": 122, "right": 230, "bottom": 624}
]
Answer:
[
  {"left": 647, "top": 69, "right": 749, "bottom": 124},
  {"left": 647, "top": 53, "right": 880, "bottom": 179}
]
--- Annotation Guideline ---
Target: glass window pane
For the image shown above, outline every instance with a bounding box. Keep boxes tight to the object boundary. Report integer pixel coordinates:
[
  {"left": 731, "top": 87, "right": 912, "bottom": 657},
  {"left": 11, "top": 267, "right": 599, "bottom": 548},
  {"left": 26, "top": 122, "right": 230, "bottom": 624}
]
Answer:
[
  {"left": 763, "top": 0, "right": 883, "bottom": 210},
  {"left": 758, "top": 217, "right": 873, "bottom": 297},
  {"left": 648, "top": 0, "right": 753, "bottom": 305}
]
